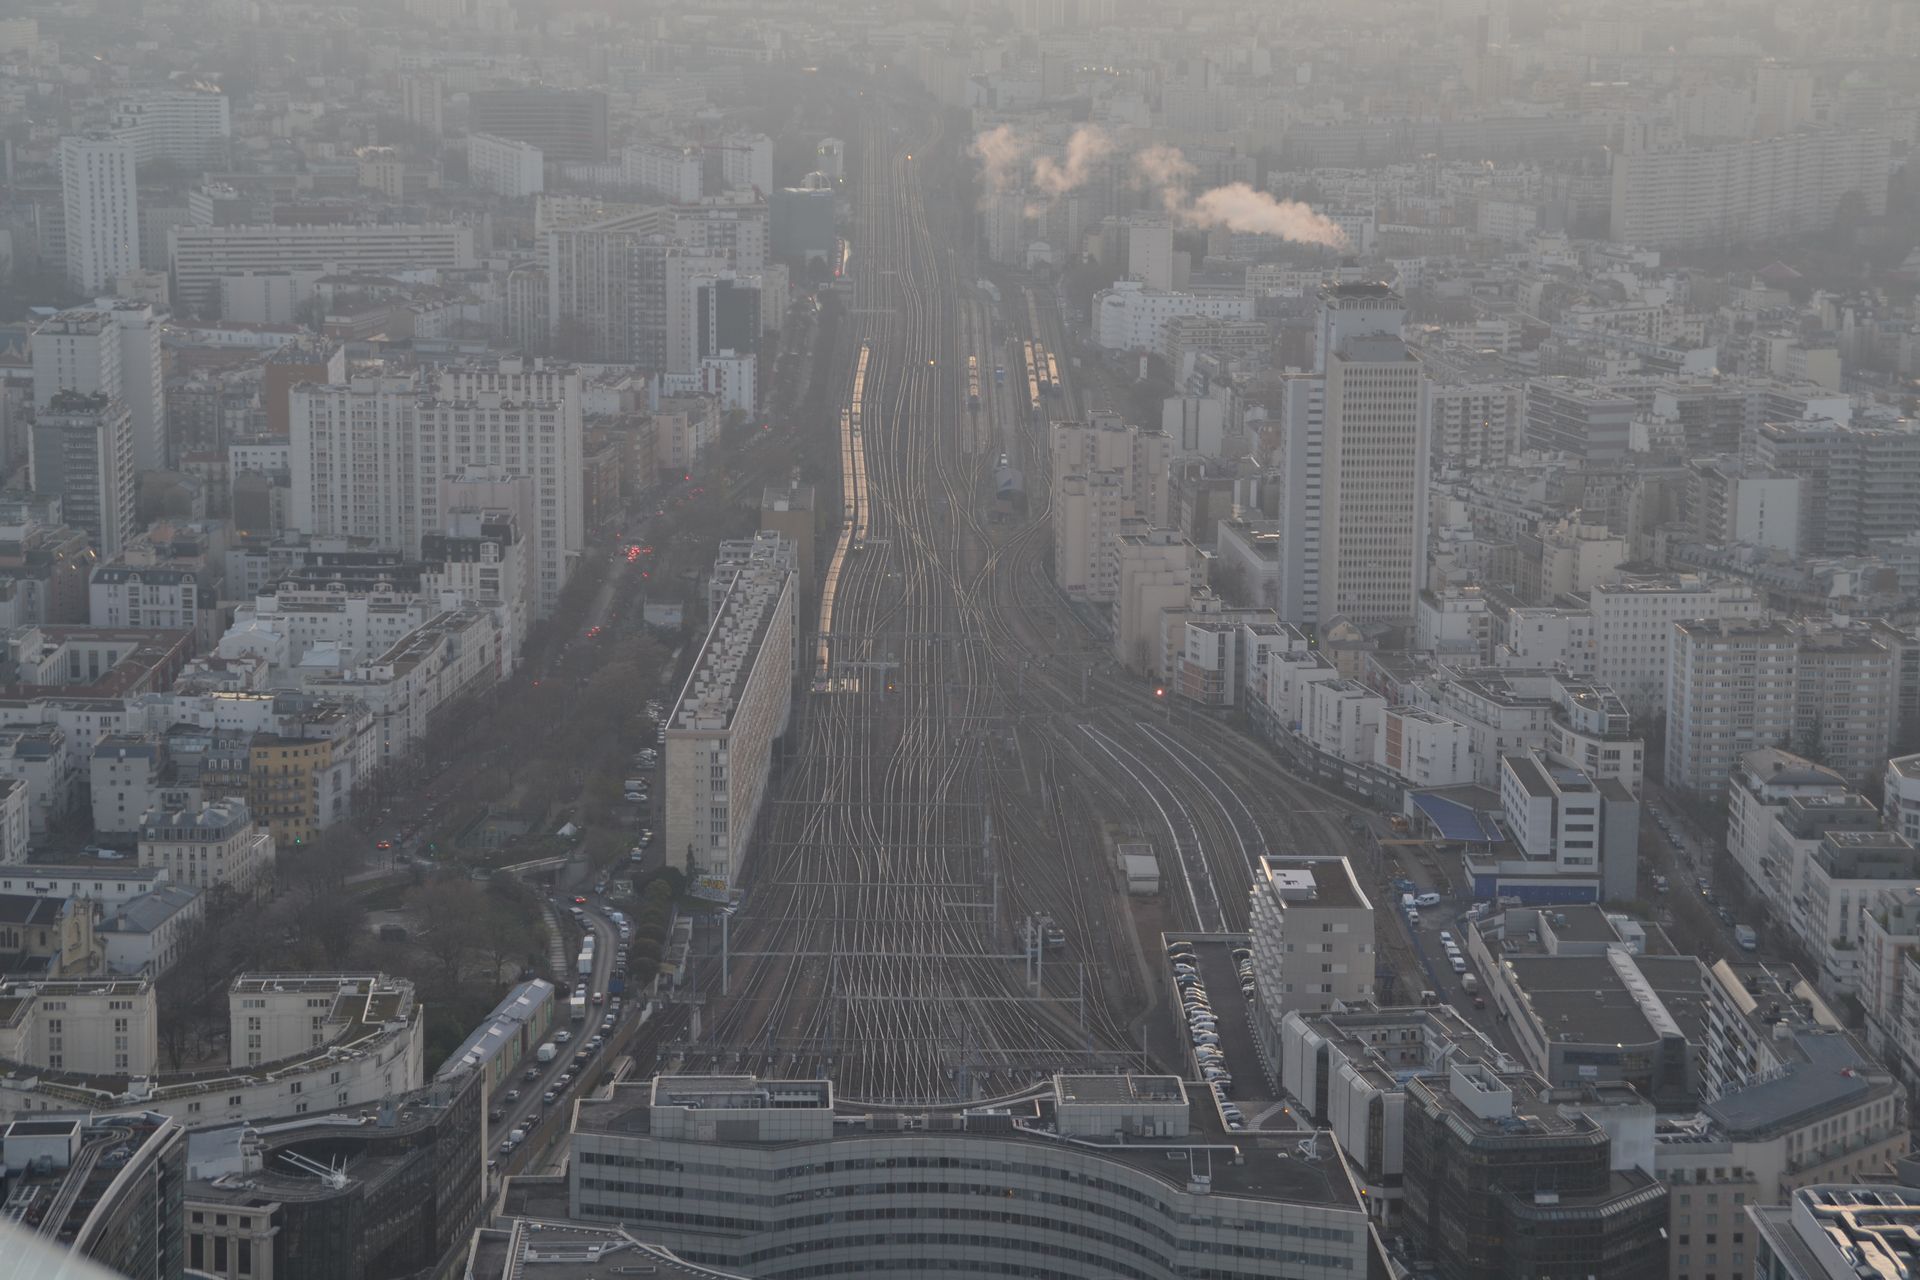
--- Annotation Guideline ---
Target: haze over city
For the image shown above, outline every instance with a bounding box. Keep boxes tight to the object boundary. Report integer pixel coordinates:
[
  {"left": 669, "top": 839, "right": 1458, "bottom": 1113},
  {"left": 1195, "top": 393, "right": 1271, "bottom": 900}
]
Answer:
[{"left": 0, "top": 0, "right": 1917, "bottom": 1277}]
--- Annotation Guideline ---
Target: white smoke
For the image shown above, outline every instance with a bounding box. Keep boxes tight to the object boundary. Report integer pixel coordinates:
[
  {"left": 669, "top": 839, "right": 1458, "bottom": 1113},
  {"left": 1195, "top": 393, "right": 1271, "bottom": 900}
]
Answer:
[
  {"left": 969, "top": 124, "right": 1031, "bottom": 194},
  {"left": 1179, "top": 182, "right": 1352, "bottom": 250},
  {"left": 1029, "top": 125, "right": 1114, "bottom": 198},
  {"left": 1130, "top": 144, "right": 1196, "bottom": 215}
]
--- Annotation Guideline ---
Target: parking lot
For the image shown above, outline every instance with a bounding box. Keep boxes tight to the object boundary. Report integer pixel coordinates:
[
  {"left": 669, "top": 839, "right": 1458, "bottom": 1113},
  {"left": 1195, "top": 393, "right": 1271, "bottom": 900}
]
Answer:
[{"left": 1163, "top": 935, "right": 1268, "bottom": 1129}]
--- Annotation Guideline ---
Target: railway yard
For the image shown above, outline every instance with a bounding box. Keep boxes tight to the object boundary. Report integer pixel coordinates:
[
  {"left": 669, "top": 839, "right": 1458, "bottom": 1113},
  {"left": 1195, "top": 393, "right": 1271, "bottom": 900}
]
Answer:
[{"left": 676, "top": 99, "right": 1368, "bottom": 1103}]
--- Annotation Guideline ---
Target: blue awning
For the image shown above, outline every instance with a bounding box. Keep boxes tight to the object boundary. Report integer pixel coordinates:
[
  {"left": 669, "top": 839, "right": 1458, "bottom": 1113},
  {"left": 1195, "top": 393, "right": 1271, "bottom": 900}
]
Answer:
[{"left": 1410, "top": 792, "right": 1502, "bottom": 843}]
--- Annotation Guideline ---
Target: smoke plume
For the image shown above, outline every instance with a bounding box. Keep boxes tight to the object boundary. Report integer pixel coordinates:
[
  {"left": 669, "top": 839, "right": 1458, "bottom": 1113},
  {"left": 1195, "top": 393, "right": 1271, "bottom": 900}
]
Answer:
[
  {"left": 969, "top": 125, "right": 1031, "bottom": 194},
  {"left": 1179, "top": 182, "right": 1351, "bottom": 250},
  {"left": 1029, "top": 125, "right": 1114, "bottom": 198},
  {"left": 1130, "top": 144, "right": 1196, "bottom": 215}
]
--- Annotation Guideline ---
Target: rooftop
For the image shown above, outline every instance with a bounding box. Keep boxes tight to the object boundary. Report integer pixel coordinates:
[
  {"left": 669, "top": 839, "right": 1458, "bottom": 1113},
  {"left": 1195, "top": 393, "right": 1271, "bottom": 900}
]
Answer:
[
  {"left": 1256, "top": 855, "right": 1370, "bottom": 911},
  {"left": 1503, "top": 952, "right": 1708, "bottom": 1052},
  {"left": 468, "top": 1220, "right": 751, "bottom": 1280},
  {"left": 668, "top": 558, "right": 792, "bottom": 736},
  {"left": 1749, "top": 1186, "right": 1920, "bottom": 1280},
  {"left": 577, "top": 1076, "right": 1363, "bottom": 1210}
]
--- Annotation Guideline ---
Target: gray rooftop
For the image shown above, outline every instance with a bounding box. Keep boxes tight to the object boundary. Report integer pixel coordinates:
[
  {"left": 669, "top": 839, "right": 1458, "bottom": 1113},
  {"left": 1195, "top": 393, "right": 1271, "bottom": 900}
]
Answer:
[{"left": 98, "top": 884, "right": 202, "bottom": 935}]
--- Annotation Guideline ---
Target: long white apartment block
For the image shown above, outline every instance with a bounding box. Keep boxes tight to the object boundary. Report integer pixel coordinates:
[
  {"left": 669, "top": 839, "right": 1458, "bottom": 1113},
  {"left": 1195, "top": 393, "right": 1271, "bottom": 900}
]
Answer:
[
  {"left": 663, "top": 547, "right": 796, "bottom": 888},
  {"left": 111, "top": 89, "right": 230, "bottom": 167},
  {"left": 468, "top": 132, "right": 545, "bottom": 198},
  {"left": 1091, "top": 279, "right": 1256, "bottom": 352},
  {"left": 169, "top": 222, "right": 478, "bottom": 314}
]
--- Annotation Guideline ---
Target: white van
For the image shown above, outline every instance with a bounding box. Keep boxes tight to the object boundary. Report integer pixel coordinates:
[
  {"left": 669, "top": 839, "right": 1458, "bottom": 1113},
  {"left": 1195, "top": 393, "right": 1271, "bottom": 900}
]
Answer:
[{"left": 1415, "top": 892, "right": 1442, "bottom": 908}]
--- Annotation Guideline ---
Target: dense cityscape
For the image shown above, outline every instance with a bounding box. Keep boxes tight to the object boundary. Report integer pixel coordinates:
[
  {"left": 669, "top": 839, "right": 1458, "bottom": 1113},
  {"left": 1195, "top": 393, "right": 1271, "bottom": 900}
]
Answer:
[{"left": 0, "top": 0, "right": 1916, "bottom": 1277}]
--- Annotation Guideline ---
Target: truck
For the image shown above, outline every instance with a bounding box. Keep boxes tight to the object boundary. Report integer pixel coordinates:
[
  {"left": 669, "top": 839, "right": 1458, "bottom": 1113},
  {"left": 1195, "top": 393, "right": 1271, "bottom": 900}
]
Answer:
[
  {"left": 1461, "top": 973, "right": 1479, "bottom": 993},
  {"left": 1735, "top": 924, "right": 1758, "bottom": 951},
  {"left": 536, "top": 1042, "right": 557, "bottom": 1063},
  {"left": 570, "top": 994, "right": 587, "bottom": 1021},
  {"left": 607, "top": 974, "right": 625, "bottom": 996},
  {"left": 577, "top": 949, "right": 594, "bottom": 977}
]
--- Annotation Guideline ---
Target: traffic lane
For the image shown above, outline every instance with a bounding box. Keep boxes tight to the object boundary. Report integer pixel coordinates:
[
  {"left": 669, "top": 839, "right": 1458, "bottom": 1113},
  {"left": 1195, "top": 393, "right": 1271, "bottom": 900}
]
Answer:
[{"left": 491, "top": 898, "right": 620, "bottom": 1143}]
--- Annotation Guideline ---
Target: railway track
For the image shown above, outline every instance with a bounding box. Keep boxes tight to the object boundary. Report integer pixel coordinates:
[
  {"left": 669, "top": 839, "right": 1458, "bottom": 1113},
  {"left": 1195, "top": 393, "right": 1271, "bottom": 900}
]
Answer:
[{"left": 689, "top": 96, "right": 1374, "bottom": 1100}]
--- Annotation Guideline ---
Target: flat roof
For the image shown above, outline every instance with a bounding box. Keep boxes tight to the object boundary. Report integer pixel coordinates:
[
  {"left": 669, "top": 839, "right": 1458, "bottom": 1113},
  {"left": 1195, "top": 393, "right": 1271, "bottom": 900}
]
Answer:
[
  {"left": 1259, "top": 856, "right": 1369, "bottom": 910},
  {"left": 577, "top": 1080, "right": 1361, "bottom": 1210},
  {"left": 1548, "top": 904, "right": 1623, "bottom": 944},
  {"left": 1504, "top": 953, "right": 1705, "bottom": 1050}
]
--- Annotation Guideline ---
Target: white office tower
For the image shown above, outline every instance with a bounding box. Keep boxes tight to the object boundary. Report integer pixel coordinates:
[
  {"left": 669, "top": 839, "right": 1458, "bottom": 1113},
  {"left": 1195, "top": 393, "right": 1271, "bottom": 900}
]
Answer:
[
  {"left": 31, "top": 303, "right": 167, "bottom": 474},
  {"left": 32, "top": 392, "right": 136, "bottom": 559},
  {"left": 111, "top": 89, "right": 231, "bottom": 167},
  {"left": 60, "top": 134, "right": 140, "bottom": 293},
  {"left": 289, "top": 373, "right": 423, "bottom": 552},
  {"left": 416, "top": 359, "right": 583, "bottom": 615},
  {"left": 1314, "top": 284, "right": 1428, "bottom": 625}
]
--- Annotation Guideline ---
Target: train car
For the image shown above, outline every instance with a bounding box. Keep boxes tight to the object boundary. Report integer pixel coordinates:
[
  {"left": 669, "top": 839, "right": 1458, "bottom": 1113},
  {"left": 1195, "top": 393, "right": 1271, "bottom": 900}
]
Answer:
[
  {"left": 1044, "top": 351, "right": 1063, "bottom": 398},
  {"left": 966, "top": 354, "right": 981, "bottom": 411}
]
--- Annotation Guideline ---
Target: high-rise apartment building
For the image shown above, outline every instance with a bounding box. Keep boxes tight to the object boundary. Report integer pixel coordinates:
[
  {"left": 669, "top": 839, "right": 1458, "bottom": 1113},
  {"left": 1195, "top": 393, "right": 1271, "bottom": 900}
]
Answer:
[
  {"left": 1049, "top": 414, "right": 1171, "bottom": 603},
  {"left": 290, "top": 360, "right": 583, "bottom": 614},
  {"left": 1587, "top": 576, "right": 1762, "bottom": 714},
  {"left": 1665, "top": 618, "right": 1800, "bottom": 796},
  {"left": 111, "top": 88, "right": 231, "bottom": 167},
  {"left": 467, "top": 88, "right": 608, "bottom": 163},
  {"left": 1419, "top": 373, "right": 1525, "bottom": 469},
  {"left": 1316, "top": 285, "right": 1428, "bottom": 624},
  {"left": 416, "top": 360, "right": 584, "bottom": 614},
  {"left": 31, "top": 391, "right": 137, "bottom": 559},
  {"left": 1753, "top": 419, "right": 1920, "bottom": 555},
  {"left": 289, "top": 373, "right": 422, "bottom": 552},
  {"left": 60, "top": 133, "right": 140, "bottom": 293},
  {"left": 31, "top": 303, "right": 166, "bottom": 474}
]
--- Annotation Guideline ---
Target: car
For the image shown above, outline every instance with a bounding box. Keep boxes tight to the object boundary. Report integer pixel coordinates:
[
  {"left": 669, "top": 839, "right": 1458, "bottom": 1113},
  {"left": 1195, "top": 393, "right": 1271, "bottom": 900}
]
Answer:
[
  {"left": 376, "top": 839, "right": 393, "bottom": 850},
  {"left": 592, "top": 992, "right": 604, "bottom": 1004},
  {"left": 1167, "top": 940, "right": 1194, "bottom": 953},
  {"left": 489, "top": 1106, "right": 506, "bottom": 1121},
  {"left": 523, "top": 1067, "right": 540, "bottom": 1082},
  {"left": 1193, "top": 1032, "right": 1220, "bottom": 1046},
  {"left": 506, "top": 1089, "right": 521, "bottom": 1101},
  {"left": 544, "top": 1089, "right": 558, "bottom": 1104},
  {"left": 500, "top": 1138, "right": 517, "bottom": 1154},
  {"left": 1230, "top": 947, "right": 1251, "bottom": 962},
  {"left": 601, "top": 1018, "right": 615, "bottom": 1033},
  {"left": 1472, "top": 994, "right": 1487, "bottom": 1009},
  {"left": 554, "top": 1030, "right": 572, "bottom": 1044},
  {"left": 1438, "top": 931, "right": 1454, "bottom": 945},
  {"left": 573, "top": 896, "right": 587, "bottom": 904},
  {"left": 558, "top": 1073, "right": 574, "bottom": 1088},
  {"left": 1172, "top": 962, "right": 1197, "bottom": 975},
  {"left": 588, "top": 1037, "right": 604, "bottom": 1050}
]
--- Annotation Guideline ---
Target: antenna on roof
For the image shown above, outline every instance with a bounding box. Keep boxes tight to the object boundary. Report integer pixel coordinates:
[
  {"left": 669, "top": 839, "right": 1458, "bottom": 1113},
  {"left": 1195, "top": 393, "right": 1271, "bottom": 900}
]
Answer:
[{"left": 278, "top": 1149, "right": 349, "bottom": 1191}]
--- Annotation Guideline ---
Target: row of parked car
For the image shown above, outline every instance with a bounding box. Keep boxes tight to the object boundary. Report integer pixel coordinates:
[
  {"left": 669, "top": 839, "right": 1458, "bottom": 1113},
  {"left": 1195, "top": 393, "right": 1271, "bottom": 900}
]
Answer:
[{"left": 1167, "top": 939, "right": 1246, "bottom": 1131}]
